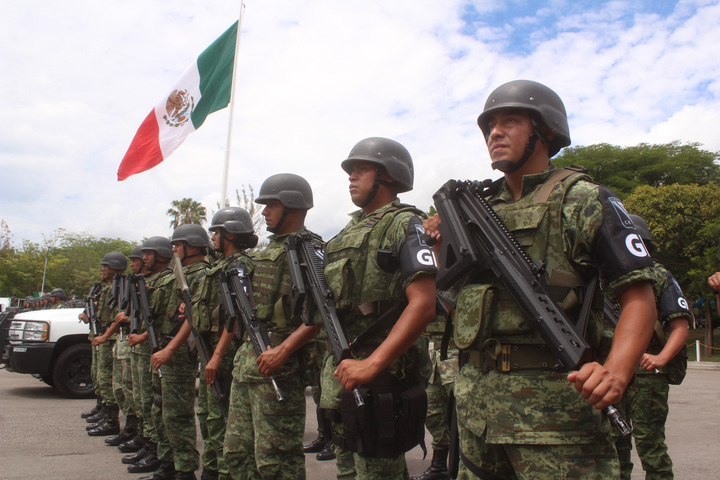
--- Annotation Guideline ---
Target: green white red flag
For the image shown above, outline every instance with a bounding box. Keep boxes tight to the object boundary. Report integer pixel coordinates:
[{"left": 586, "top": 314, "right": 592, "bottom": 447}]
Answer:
[{"left": 117, "top": 21, "right": 238, "bottom": 181}]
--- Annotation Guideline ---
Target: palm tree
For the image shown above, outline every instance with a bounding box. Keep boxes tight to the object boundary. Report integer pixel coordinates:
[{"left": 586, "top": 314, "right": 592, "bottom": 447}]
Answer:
[{"left": 167, "top": 198, "right": 207, "bottom": 229}]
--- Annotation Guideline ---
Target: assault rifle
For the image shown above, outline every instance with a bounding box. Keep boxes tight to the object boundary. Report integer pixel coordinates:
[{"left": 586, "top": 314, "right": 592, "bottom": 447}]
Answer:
[
  {"left": 432, "top": 179, "right": 632, "bottom": 437},
  {"left": 285, "top": 233, "right": 365, "bottom": 407},
  {"left": 219, "top": 262, "right": 285, "bottom": 402},
  {"left": 109, "top": 274, "right": 127, "bottom": 340},
  {"left": 133, "top": 274, "right": 162, "bottom": 377},
  {"left": 127, "top": 274, "right": 141, "bottom": 353},
  {"left": 84, "top": 283, "right": 102, "bottom": 350},
  {"left": 172, "top": 255, "right": 229, "bottom": 418}
]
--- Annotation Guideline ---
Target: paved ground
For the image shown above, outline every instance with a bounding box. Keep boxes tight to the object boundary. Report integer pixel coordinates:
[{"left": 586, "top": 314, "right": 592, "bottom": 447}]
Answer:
[{"left": 1, "top": 363, "right": 718, "bottom": 479}]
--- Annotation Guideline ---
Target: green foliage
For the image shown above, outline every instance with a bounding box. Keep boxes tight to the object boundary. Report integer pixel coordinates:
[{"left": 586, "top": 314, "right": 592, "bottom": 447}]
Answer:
[
  {"left": 0, "top": 231, "right": 135, "bottom": 298},
  {"left": 624, "top": 183, "right": 720, "bottom": 303},
  {"left": 555, "top": 141, "right": 720, "bottom": 199},
  {"left": 167, "top": 197, "right": 208, "bottom": 229}
]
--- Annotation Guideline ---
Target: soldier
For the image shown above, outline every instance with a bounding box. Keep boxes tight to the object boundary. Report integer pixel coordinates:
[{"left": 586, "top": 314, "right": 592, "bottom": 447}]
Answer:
[
  {"left": 411, "top": 302, "right": 458, "bottom": 480},
  {"left": 145, "top": 225, "right": 211, "bottom": 480},
  {"left": 126, "top": 239, "right": 174, "bottom": 476},
  {"left": 321, "top": 137, "right": 437, "bottom": 479},
  {"left": 82, "top": 252, "right": 128, "bottom": 437},
  {"left": 192, "top": 207, "right": 258, "bottom": 480},
  {"left": 424, "top": 80, "right": 658, "bottom": 479},
  {"left": 49, "top": 288, "right": 69, "bottom": 308},
  {"left": 220, "top": 173, "right": 321, "bottom": 480},
  {"left": 613, "top": 215, "right": 691, "bottom": 480}
]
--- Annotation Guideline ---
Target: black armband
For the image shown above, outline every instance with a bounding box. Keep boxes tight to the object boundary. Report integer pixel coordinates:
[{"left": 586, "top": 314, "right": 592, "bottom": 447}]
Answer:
[
  {"left": 591, "top": 187, "right": 653, "bottom": 283},
  {"left": 398, "top": 216, "right": 438, "bottom": 284},
  {"left": 659, "top": 276, "right": 691, "bottom": 326}
]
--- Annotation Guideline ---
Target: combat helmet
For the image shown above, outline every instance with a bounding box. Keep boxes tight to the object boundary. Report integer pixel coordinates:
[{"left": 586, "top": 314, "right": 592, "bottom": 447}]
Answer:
[
  {"left": 100, "top": 252, "right": 128, "bottom": 270},
  {"left": 341, "top": 137, "right": 414, "bottom": 193},
  {"left": 477, "top": 80, "right": 571, "bottom": 173},
  {"left": 141, "top": 236, "right": 173, "bottom": 260},
  {"left": 209, "top": 207, "right": 255, "bottom": 235},
  {"left": 129, "top": 245, "right": 143, "bottom": 260},
  {"left": 50, "top": 288, "right": 66, "bottom": 300},
  {"left": 255, "top": 173, "right": 314, "bottom": 210},
  {"left": 171, "top": 224, "right": 210, "bottom": 248}
]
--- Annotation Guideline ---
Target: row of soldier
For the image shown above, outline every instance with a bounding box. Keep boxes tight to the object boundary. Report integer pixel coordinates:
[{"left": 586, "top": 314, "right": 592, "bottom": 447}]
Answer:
[
  {"left": 10, "top": 289, "right": 81, "bottom": 311},
  {"left": 77, "top": 80, "right": 692, "bottom": 480}
]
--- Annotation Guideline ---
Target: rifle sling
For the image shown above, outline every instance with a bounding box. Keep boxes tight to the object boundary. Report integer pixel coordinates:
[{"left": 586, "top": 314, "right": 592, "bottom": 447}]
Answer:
[{"left": 349, "top": 300, "right": 406, "bottom": 354}]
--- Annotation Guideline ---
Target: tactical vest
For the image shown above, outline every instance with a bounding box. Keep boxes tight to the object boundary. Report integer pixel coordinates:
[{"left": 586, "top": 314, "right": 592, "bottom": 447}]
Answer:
[
  {"left": 456, "top": 169, "right": 600, "bottom": 350},
  {"left": 146, "top": 267, "right": 176, "bottom": 336},
  {"left": 325, "top": 202, "right": 424, "bottom": 340},
  {"left": 252, "top": 228, "right": 321, "bottom": 333}
]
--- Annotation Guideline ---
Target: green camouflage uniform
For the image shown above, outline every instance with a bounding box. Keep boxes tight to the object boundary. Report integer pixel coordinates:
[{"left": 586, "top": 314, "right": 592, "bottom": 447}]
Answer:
[
  {"left": 132, "top": 273, "right": 157, "bottom": 445},
  {"left": 453, "top": 166, "right": 655, "bottom": 480},
  {"left": 192, "top": 252, "right": 252, "bottom": 479},
  {"left": 423, "top": 314, "right": 458, "bottom": 451},
  {"left": 113, "top": 329, "right": 136, "bottom": 426},
  {"left": 224, "top": 227, "right": 321, "bottom": 480},
  {"left": 614, "top": 261, "right": 689, "bottom": 480},
  {"left": 321, "top": 200, "right": 434, "bottom": 480},
  {"left": 149, "top": 261, "right": 205, "bottom": 474},
  {"left": 97, "top": 282, "right": 119, "bottom": 415}
]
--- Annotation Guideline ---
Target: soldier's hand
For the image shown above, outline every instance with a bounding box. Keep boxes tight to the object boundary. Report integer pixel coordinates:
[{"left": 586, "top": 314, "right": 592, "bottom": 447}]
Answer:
[
  {"left": 640, "top": 352, "right": 666, "bottom": 370},
  {"left": 91, "top": 336, "right": 105, "bottom": 347},
  {"left": 257, "top": 345, "right": 289, "bottom": 376},
  {"left": 335, "top": 358, "right": 380, "bottom": 391},
  {"left": 709, "top": 272, "right": 720, "bottom": 293},
  {"left": 151, "top": 348, "right": 172, "bottom": 370},
  {"left": 79, "top": 313, "right": 88, "bottom": 323},
  {"left": 114, "top": 312, "right": 129, "bottom": 324},
  {"left": 205, "top": 357, "right": 221, "bottom": 385},
  {"left": 567, "top": 361, "right": 624, "bottom": 410}
]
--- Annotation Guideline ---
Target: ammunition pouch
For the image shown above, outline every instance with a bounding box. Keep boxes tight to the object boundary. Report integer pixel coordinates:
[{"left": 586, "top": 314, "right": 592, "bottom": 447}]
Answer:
[{"left": 338, "top": 371, "right": 427, "bottom": 458}]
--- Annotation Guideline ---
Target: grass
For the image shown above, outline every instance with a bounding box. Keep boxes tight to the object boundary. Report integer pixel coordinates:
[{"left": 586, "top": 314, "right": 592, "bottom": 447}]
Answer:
[{"left": 687, "top": 329, "right": 720, "bottom": 362}]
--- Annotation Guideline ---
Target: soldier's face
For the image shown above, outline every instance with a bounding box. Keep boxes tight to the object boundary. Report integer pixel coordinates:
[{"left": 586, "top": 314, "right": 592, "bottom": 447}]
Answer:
[
  {"left": 486, "top": 110, "right": 533, "bottom": 165},
  {"left": 347, "top": 161, "right": 376, "bottom": 207},
  {"left": 130, "top": 258, "right": 143, "bottom": 274},
  {"left": 100, "top": 265, "right": 111, "bottom": 282},
  {"left": 262, "top": 200, "right": 284, "bottom": 230}
]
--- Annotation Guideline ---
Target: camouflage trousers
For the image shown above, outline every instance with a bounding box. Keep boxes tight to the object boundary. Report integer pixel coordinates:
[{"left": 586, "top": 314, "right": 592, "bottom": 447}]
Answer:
[
  {"left": 197, "top": 336, "right": 236, "bottom": 478},
  {"left": 223, "top": 374, "right": 306, "bottom": 480},
  {"left": 90, "top": 340, "right": 99, "bottom": 400},
  {"left": 614, "top": 373, "right": 673, "bottom": 480},
  {"left": 425, "top": 347, "right": 458, "bottom": 450},
  {"left": 455, "top": 363, "right": 620, "bottom": 480},
  {"left": 112, "top": 341, "right": 134, "bottom": 418},
  {"left": 151, "top": 344, "right": 199, "bottom": 473},
  {"left": 131, "top": 351, "right": 155, "bottom": 440},
  {"left": 97, "top": 339, "right": 117, "bottom": 408}
]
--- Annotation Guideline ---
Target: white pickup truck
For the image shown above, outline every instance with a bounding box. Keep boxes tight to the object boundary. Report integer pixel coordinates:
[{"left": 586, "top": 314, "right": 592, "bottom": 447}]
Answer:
[{"left": 2, "top": 307, "right": 94, "bottom": 398}]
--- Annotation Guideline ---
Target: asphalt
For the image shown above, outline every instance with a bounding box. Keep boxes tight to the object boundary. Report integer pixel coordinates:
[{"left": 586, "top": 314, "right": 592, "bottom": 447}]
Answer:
[{"left": 1, "top": 363, "right": 718, "bottom": 479}]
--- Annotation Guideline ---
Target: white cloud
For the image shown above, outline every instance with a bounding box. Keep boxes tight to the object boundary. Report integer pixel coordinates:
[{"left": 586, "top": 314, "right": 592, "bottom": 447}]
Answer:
[{"left": 1, "top": 0, "right": 718, "bottom": 249}]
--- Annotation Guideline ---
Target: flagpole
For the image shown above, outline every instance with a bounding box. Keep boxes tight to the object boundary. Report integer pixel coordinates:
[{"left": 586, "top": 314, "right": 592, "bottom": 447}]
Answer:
[{"left": 221, "top": 2, "right": 246, "bottom": 206}]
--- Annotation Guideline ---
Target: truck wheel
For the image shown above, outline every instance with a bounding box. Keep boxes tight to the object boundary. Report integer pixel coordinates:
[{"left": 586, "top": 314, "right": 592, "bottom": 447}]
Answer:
[{"left": 52, "top": 343, "right": 95, "bottom": 398}]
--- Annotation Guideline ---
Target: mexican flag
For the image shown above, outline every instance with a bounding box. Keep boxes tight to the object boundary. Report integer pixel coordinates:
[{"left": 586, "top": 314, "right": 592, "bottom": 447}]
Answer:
[{"left": 117, "top": 21, "right": 238, "bottom": 181}]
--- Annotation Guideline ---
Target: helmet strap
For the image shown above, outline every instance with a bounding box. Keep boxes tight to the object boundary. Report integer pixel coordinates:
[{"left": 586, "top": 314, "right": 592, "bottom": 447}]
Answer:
[
  {"left": 267, "top": 208, "right": 289, "bottom": 234},
  {"left": 491, "top": 119, "right": 548, "bottom": 174},
  {"left": 358, "top": 167, "right": 392, "bottom": 208}
]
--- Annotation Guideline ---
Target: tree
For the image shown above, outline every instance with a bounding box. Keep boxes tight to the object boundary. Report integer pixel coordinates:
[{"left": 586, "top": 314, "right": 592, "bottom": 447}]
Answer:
[
  {"left": 555, "top": 141, "right": 720, "bottom": 199},
  {"left": 167, "top": 198, "right": 207, "bottom": 229},
  {"left": 214, "top": 184, "right": 268, "bottom": 250},
  {"left": 623, "top": 183, "right": 720, "bottom": 305}
]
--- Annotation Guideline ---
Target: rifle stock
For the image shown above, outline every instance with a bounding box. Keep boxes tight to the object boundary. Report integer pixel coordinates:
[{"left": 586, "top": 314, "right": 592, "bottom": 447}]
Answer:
[
  {"left": 219, "top": 263, "right": 284, "bottom": 402},
  {"left": 285, "top": 233, "right": 364, "bottom": 407},
  {"left": 433, "top": 179, "right": 631, "bottom": 437}
]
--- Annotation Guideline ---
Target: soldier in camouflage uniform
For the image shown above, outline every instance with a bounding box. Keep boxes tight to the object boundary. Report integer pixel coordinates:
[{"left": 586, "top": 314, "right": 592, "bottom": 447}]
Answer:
[
  {"left": 424, "top": 80, "right": 658, "bottom": 479},
  {"left": 84, "top": 252, "right": 128, "bottom": 437},
  {"left": 145, "top": 225, "right": 211, "bottom": 480},
  {"left": 613, "top": 215, "right": 690, "bottom": 480},
  {"left": 126, "top": 240, "right": 171, "bottom": 475},
  {"left": 49, "top": 288, "right": 69, "bottom": 308},
  {"left": 412, "top": 307, "right": 458, "bottom": 480},
  {"left": 221, "top": 173, "right": 321, "bottom": 480},
  {"left": 192, "top": 207, "right": 258, "bottom": 480},
  {"left": 321, "top": 137, "right": 437, "bottom": 480}
]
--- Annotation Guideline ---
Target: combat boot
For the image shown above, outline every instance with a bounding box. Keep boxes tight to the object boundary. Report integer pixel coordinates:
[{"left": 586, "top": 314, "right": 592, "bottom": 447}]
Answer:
[
  {"left": 128, "top": 442, "right": 161, "bottom": 473},
  {"left": 80, "top": 399, "right": 102, "bottom": 419},
  {"left": 176, "top": 471, "right": 197, "bottom": 480},
  {"left": 89, "top": 404, "right": 120, "bottom": 436},
  {"left": 410, "top": 449, "right": 450, "bottom": 480},
  {"left": 119, "top": 435, "right": 145, "bottom": 453},
  {"left": 304, "top": 406, "right": 333, "bottom": 453},
  {"left": 303, "top": 433, "right": 331, "bottom": 453},
  {"left": 122, "top": 440, "right": 148, "bottom": 464},
  {"left": 316, "top": 441, "right": 336, "bottom": 461},
  {"left": 85, "top": 404, "right": 106, "bottom": 424},
  {"left": 137, "top": 460, "right": 176, "bottom": 480},
  {"left": 105, "top": 415, "right": 138, "bottom": 446}
]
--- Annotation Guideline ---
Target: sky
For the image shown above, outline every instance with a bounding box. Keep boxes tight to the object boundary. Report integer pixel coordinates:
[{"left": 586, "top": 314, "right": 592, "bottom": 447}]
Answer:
[{"left": 2, "top": 0, "right": 720, "bottom": 248}]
